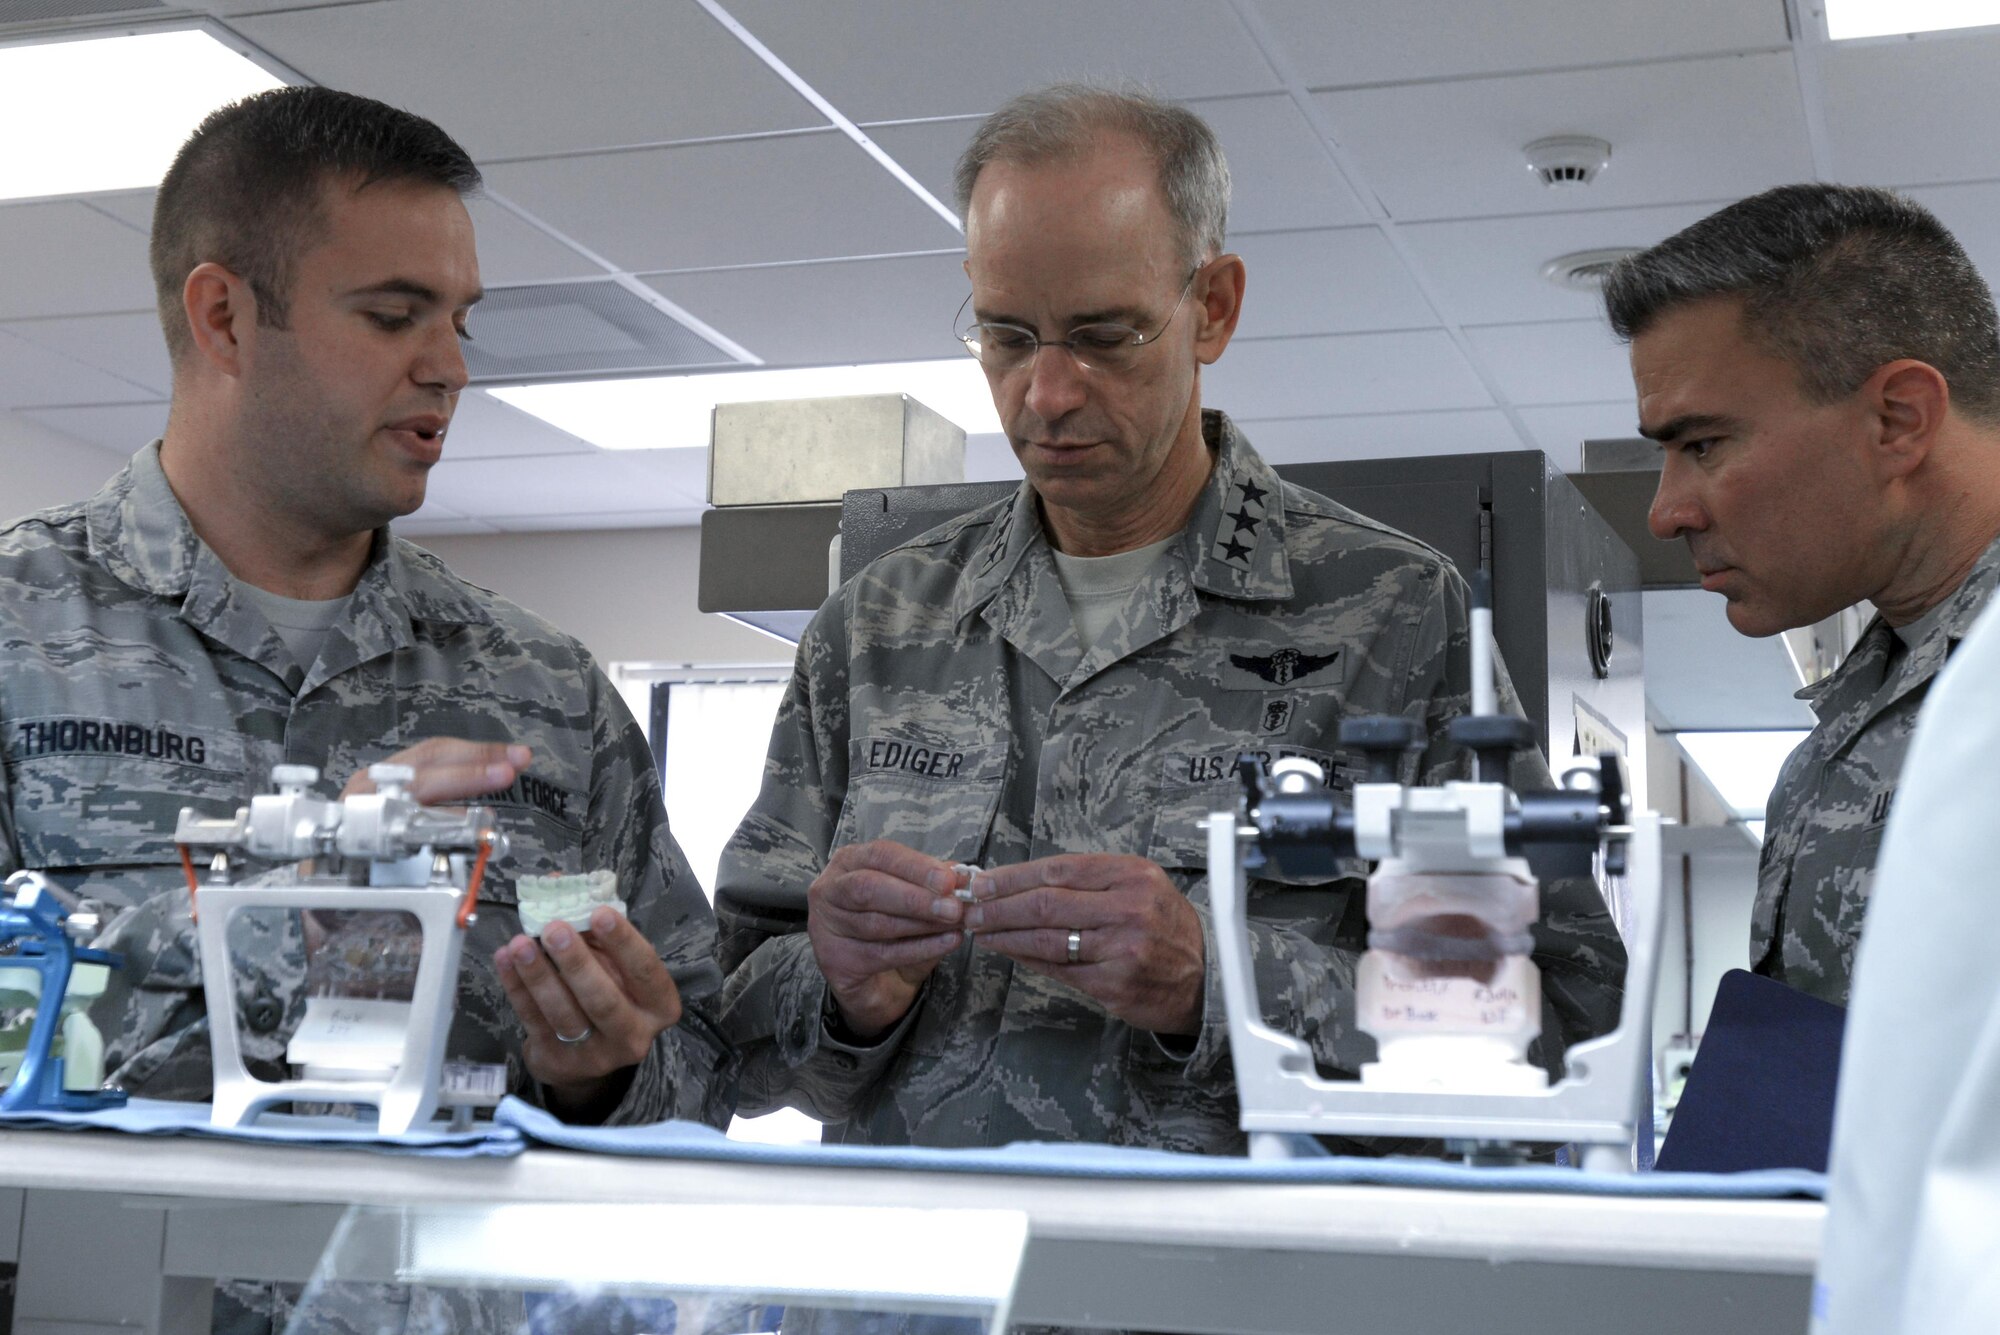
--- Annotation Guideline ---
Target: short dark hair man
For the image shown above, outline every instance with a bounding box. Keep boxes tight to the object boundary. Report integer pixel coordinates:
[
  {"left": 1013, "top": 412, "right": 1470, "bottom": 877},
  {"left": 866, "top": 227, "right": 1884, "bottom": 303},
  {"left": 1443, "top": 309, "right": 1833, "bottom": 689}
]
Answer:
[
  {"left": 1606, "top": 183, "right": 2000, "bottom": 1005},
  {"left": 715, "top": 86, "right": 1624, "bottom": 1153},
  {"left": 0, "top": 86, "right": 731, "bottom": 1127}
]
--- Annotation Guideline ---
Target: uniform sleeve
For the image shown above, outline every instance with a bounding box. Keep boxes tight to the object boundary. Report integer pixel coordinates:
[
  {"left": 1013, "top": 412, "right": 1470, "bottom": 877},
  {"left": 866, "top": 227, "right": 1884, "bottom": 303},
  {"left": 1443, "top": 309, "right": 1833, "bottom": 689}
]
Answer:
[
  {"left": 580, "top": 653, "right": 739, "bottom": 1128},
  {"left": 713, "top": 602, "right": 914, "bottom": 1121}
]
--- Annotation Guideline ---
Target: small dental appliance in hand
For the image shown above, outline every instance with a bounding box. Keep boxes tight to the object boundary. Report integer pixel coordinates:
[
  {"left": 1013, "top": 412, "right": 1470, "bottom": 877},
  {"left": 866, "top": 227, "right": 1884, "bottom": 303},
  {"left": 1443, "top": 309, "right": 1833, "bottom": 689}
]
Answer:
[
  {"left": 1207, "top": 573, "right": 1662, "bottom": 1170},
  {"left": 174, "top": 763, "right": 506, "bottom": 1134},
  {"left": 0, "top": 871, "right": 127, "bottom": 1113}
]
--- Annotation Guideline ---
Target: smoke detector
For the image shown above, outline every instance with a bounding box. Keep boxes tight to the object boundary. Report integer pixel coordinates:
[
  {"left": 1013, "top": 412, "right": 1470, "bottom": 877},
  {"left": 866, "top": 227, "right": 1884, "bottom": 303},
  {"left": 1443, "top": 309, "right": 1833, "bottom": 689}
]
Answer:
[
  {"left": 1524, "top": 135, "right": 1612, "bottom": 188},
  {"left": 1540, "top": 247, "right": 1642, "bottom": 291}
]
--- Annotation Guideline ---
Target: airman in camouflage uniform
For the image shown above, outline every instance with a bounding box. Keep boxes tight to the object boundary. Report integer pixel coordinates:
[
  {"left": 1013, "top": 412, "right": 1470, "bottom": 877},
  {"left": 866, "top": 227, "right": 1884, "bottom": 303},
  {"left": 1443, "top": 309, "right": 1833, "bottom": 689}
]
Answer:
[
  {"left": 716, "top": 410, "right": 1627, "bottom": 1151},
  {"left": 712, "top": 86, "right": 1623, "bottom": 1176},
  {"left": 1752, "top": 534, "right": 2000, "bottom": 1004},
  {"left": 0, "top": 440, "right": 734, "bottom": 1125},
  {"left": 1607, "top": 183, "right": 2000, "bottom": 1006}
]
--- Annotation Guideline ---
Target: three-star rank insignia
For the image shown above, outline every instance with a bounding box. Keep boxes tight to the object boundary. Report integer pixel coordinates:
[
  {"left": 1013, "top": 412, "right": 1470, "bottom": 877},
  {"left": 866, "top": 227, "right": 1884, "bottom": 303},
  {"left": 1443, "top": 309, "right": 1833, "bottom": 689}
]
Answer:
[{"left": 1210, "top": 476, "right": 1271, "bottom": 570}]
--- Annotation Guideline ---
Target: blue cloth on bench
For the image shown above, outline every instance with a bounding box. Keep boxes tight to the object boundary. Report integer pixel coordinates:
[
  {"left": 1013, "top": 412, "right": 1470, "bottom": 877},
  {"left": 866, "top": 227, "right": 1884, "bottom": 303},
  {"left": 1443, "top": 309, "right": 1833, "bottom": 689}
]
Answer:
[
  {"left": 495, "top": 1099, "right": 1825, "bottom": 1199},
  {"left": 0, "top": 1096, "right": 526, "bottom": 1157}
]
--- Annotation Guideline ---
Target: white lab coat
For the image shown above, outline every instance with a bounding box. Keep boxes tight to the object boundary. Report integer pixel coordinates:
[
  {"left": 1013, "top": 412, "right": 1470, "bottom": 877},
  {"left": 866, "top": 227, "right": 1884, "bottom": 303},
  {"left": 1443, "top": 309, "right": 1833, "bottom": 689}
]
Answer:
[{"left": 1816, "top": 592, "right": 2000, "bottom": 1333}]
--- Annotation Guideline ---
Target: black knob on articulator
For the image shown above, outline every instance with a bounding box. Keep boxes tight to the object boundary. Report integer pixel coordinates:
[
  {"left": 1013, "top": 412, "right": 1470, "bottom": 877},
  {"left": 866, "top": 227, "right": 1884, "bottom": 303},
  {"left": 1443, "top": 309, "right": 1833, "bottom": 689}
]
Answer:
[{"left": 1338, "top": 716, "right": 1419, "bottom": 783}]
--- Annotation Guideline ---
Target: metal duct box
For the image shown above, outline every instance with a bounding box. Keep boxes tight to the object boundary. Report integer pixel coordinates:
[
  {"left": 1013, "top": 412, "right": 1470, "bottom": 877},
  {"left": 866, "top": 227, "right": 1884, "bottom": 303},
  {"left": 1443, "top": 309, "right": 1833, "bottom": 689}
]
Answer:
[{"left": 708, "top": 394, "right": 965, "bottom": 507}]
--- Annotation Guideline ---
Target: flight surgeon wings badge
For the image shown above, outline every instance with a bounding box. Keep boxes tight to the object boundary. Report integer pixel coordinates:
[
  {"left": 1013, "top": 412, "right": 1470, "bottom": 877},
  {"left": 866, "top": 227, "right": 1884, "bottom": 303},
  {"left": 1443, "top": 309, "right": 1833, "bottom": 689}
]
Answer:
[{"left": 1229, "top": 647, "right": 1340, "bottom": 686}]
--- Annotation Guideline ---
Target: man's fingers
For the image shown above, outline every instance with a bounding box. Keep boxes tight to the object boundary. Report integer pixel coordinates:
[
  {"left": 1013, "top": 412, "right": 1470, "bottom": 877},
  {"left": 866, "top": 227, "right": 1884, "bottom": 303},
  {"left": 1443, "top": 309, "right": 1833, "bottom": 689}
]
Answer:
[
  {"left": 963, "top": 885, "right": 1124, "bottom": 935},
  {"left": 495, "top": 947, "right": 553, "bottom": 1038},
  {"left": 845, "top": 930, "right": 965, "bottom": 971},
  {"left": 971, "top": 854, "right": 1138, "bottom": 901},
  {"left": 499, "top": 933, "right": 594, "bottom": 1038},
  {"left": 585, "top": 908, "right": 681, "bottom": 1022},
  {"left": 827, "top": 840, "right": 967, "bottom": 895},
  {"left": 971, "top": 926, "right": 1092, "bottom": 966},
  {"left": 344, "top": 737, "right": 531, "bottom": 801},
  {"left": 817, "top": 866, "right": 965, "bottom": 926}
]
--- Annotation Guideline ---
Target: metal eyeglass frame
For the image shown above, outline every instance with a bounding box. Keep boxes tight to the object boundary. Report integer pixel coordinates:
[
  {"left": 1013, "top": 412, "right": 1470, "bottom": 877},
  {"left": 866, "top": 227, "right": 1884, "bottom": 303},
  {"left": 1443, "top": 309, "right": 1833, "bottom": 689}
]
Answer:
[{"left": 954, "top": 264, "right": 1203, "bottom": 373}]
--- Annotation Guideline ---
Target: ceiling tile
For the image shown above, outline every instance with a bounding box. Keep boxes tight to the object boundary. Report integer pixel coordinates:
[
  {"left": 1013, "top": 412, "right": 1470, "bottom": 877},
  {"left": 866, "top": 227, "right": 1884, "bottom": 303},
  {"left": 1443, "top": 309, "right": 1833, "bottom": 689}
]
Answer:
[
  {"left": 1251, "top": 0, "right": 1787, "bottom": 87},
  {"left": 1232, "top": 228, "right": 1437, "bottom": 339},
  {"left": 463, "top": 197, "right": 604, "bottom": 286},
  {"left": 1461, "top": 319, "right": 1632, "bottom": 406},
  {"left": 1187, "top": 95, "right": 1370, "bottom": 234},
  {"left": 443, "top": 390, "right": 597, "bottom": 461},
  {"left": 232, "top": 0, "right": 825, "bottom": 159},
  {"left": 1516, "top": 402, "right": 1640, "bottom": 472},
  {"left": 421, "top": 450, "right": 706, "bottom": 520},
  {"left": 1205, "top": 329, "right": 1494, "bottom": 419},
  {"left": 866, "top": 95, "right": 1370, "bottom": 236},
  {"left": 724, "top": 0, "right": 1281, "bottom": 122},
  {"left": 0, "top": 329, "right": 160, "bottom": 409},
  {"left": 1232, "top": 409, "right": 1520, "bottom": 464},
  {"left": 1313, "top": 52, "right": 1814, "bottom": 222},
  {"left": 1821, "top": 30, "right": 2000, "bottom": 185},
  {"left": 3, "top": 312, "right": 173, "bottom": 397},
  {"left": 484, "top": 133, "right": 964, "bottom": 273},
  {"left": 1902, "top": 181, "right": 2000, "bottom": 296},
  {"left": 1399, "top": 202, "right": 1715, "bottom": 326},
  {"left": 0, "top": 201, "right": 154, "bottom": 319},
  {"left": 77, "top": 187, "right": 599, "bottom": 292},
  {"left": 18, "top": 402, "right": 169, "bottom": 454},
  {"left": 646, "top": 251, "right": 970, "bottom": 367}
]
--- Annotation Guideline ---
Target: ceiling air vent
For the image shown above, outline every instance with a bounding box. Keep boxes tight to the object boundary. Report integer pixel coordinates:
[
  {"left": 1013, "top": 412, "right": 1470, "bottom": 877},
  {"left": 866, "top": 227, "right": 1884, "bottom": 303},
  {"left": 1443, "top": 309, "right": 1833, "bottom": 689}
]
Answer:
[
  {"left": 1541, "top": 247, "right": 1643, "bottom": 291},
  {"left": 0, "top": 0, "right": 163, "bottom": 22},
  {"left": 1523, "top": 136, "right": 1612, "bottom": 188},
  {"left": 463, "top": 279, "right": 740, "bottom": 384}
]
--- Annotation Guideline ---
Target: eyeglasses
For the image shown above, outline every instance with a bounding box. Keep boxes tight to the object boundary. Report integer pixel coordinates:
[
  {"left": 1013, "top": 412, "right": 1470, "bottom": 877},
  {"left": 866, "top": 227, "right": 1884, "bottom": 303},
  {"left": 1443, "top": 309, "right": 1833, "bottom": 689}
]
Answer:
[{"left": 954, "top": 267, "right": 1201, "bottom": 374}]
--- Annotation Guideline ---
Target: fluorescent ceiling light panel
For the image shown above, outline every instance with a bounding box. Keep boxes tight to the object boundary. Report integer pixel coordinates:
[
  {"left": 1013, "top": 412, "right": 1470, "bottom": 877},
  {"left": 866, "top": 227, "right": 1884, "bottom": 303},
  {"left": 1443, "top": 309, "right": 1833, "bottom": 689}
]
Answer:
[
  {"left": 491, "top": 359, "right": 1003, "bottom": 450},
  {"left": 0, "top": 29, "right": 287, "bottom": 202},
  {"left": 1825, "top": 0, "right": 2000, "bottom": 39},
  {"left": 1675, "top": 730, "right": 1810, "bottom": 818}
]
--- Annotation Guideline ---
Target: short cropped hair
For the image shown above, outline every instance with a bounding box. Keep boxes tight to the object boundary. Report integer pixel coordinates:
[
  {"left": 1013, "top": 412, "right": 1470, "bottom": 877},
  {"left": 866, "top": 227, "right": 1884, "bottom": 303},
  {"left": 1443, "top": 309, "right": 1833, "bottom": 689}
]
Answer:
[
  {"left": 1604, "top": 183, "right": 2000, "bottom": 422},
  {"left": 953, "top": 84, "right": 1230, "bottom": 270},
  {"left": 150, "top": 85, "right": 481, "bottom": 362}
]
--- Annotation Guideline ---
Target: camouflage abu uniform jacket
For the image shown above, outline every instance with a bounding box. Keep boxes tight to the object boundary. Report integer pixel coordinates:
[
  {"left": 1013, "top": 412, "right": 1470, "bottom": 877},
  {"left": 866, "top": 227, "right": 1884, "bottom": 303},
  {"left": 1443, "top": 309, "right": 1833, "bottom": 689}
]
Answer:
[
  {"left": 0, "top": 443, "right": 734, "bottom": 1126},
  {"left": 715, "top": 411, "right": 1626, "bottom": 1153},
  {"left": 1753, "top": 530, "right": 2000, "bottom": 1006}
]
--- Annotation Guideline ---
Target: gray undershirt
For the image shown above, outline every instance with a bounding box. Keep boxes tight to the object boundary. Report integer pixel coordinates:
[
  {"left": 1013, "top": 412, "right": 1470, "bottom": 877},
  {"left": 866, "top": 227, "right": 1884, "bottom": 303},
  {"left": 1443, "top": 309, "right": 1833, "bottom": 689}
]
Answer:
[
  {"left": 1050, "top": 536, "right": 1177, "bottom": 654},
  {"left": 235, "top": 579, "right": 352, "bottom": 673}
]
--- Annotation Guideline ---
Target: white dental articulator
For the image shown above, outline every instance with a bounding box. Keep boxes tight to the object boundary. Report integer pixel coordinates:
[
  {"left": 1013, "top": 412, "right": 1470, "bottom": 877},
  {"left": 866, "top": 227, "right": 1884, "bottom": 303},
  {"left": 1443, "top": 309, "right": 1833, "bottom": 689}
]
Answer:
[
  {"left": 1207, "top": 574, "right": 1662, "bottom": 1171},
  {"left": 174, "top": 764, "right": 507, "bottom": 1135}
]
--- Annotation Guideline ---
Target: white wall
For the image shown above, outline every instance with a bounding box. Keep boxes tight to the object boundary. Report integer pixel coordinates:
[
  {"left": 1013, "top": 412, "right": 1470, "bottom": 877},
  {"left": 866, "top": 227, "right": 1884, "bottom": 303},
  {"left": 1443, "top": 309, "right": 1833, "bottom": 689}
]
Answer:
[
  {"left": 410, "top": 526, "right": 791, "bottom": 671},
  {"left": 0, "top": 412, "right": 131, "bottom": 524}
]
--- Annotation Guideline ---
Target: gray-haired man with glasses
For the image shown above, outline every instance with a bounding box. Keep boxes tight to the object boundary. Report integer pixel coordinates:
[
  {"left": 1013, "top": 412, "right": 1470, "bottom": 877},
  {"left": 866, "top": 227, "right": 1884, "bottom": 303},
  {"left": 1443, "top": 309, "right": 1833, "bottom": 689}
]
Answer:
[{"left": 715, "top": 85, "right": 1625, "bottom": 1156}]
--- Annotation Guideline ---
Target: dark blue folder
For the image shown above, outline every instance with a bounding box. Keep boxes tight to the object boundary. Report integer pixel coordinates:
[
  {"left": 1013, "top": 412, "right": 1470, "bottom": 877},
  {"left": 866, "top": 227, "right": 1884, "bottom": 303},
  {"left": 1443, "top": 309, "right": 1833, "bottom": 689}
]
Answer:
[{"left": 1655, "top": 968, "right": 1848, "bottom": 1174}]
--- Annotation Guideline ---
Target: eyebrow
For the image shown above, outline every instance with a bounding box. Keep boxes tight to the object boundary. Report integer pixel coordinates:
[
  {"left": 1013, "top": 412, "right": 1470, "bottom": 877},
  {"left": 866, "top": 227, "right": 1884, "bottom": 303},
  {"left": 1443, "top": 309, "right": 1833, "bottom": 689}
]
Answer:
[
  {"left": 346, "top": 278, "right": 485, "bottom": 309},
  {"left": 1638, "top": 412, "right": 1735, "bottom": 444},
  {"left": 976, "top": 302, "right": 1153, "bottom": 331}
]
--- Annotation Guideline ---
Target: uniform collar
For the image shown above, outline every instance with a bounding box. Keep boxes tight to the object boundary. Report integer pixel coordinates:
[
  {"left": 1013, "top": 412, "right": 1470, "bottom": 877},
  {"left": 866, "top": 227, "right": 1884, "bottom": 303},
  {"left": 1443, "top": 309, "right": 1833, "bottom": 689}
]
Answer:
[
  {"left": 953, "top": 409, "right": 1293, "bottom": 627},
  {"left": 85, "top": 442, "right": 492, "bottom": 688},
  {"left": 1793, "top": 528, "right": 2000, "bottom": 746}
]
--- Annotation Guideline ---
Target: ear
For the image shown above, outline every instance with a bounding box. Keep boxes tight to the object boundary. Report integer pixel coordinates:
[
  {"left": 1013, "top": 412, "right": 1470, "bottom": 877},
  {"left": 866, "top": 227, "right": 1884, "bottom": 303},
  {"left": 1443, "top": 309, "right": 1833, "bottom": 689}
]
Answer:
[
  {"left": 1192, "top": 253, "right": 1246, "bottom": 366},
  {"left": 1864, "top": 359, "right": 1949, "bottom": 481},
  {"left": 180, "top": 261, "right": 256, "bottom": 379}
]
